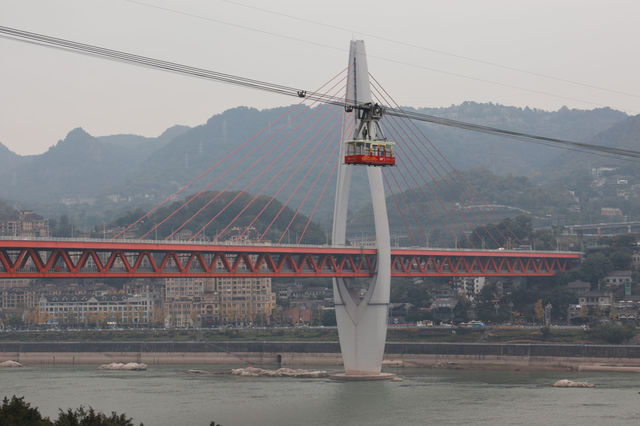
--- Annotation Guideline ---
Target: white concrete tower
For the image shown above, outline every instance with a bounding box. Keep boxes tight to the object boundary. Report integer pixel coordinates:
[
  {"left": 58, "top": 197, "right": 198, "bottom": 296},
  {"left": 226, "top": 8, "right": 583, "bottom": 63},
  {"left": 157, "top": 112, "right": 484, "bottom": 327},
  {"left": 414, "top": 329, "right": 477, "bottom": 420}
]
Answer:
[{"left": 331, "top": 40, "right": 392, "bottom": 377}]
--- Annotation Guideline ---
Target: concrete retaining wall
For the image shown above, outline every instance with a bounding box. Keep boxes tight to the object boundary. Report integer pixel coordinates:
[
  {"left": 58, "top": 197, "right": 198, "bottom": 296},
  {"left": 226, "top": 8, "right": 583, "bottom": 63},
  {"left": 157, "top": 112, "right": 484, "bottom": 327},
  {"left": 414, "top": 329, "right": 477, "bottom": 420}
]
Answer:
[{"left": 2, "top": 342, "right": 640, "bottom": 370}]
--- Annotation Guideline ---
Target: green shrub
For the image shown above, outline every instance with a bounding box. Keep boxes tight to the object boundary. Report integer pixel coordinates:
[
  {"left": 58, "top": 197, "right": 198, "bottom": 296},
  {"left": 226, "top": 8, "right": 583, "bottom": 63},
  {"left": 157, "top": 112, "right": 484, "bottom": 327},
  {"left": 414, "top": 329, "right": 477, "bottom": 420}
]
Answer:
[
  {"left": 0, "top": 395, "right": 51, "bottom": 426},
  {"left": 589, "top": 323, "right": 636, "bottom": 344},
  {"left": 0, "top": 396, "right": 141, "bottom": 426}
]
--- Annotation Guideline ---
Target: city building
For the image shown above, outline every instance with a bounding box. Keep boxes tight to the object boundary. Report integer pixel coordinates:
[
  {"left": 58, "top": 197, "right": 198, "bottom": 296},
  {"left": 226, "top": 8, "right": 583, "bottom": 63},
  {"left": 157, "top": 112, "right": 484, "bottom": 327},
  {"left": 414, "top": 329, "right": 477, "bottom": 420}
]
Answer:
[
  {"left": 0, "top": 279, "right": 37, "bottom": 310},
  {"left": 273, "top": 281, "right": 331, "bottom": 301},
  {"left": 431, "top": 297, "right": 465, "bottom": 323},
  {"left": 600, "top": 207, "right": 623, "bottom": 218},
  {"left": 163, "top": 275, "right": 276, "bottom": 328},
  {"left": 612, "top": 299, "right": 640, "bottom": 321},
  {"left": 281, "top": 304, "right": 314, "bottom": 325},
  {"left": 455, "top": 276, "right": 486, "bottom": 302},
  {"left": 163, "top": 277, "right": 212, "bottom": 328},
  {"left": 0, "top": 210, "right": 48, "bottom": 237},
  {"left": 38, "top": 294, "right": 153, "bottom": 326},
  {"left": 567, "top": 280, "right": 591, "bottom": 296},
  {"left": 602, "top": 270, "right": 632, "bottom": 287},
  {"left": 577, "top": 291, "right": 612, "bottom": 310},
  {"left": 217, "top": 276, "right": 275, "bottom": 326}
]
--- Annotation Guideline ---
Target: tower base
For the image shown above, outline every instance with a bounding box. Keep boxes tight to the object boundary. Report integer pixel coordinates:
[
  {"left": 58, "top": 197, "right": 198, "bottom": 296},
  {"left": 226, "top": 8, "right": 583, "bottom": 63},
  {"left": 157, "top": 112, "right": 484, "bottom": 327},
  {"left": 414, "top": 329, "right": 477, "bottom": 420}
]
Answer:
[{"left": 329, "top": 372, "right": 396, "bottom": 381}]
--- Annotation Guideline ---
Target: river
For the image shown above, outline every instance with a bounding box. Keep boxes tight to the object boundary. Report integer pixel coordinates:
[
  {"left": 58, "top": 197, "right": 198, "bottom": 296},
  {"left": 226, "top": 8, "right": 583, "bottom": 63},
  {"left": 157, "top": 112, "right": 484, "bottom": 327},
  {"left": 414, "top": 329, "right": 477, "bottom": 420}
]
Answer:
[{"left": 2, "top": 364, "right": 640, "bottom": 425}]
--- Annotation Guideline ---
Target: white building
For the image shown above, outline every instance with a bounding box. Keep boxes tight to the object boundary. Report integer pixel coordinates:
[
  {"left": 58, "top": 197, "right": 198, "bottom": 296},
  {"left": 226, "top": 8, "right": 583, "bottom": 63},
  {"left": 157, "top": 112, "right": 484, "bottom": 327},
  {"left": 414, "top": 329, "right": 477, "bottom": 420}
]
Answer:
[
  {"left": 39, "top": 294, "right": 152, "bottom": 326},
  {"left": 455, "top": 276, "right": 486, "bottom": 302}
]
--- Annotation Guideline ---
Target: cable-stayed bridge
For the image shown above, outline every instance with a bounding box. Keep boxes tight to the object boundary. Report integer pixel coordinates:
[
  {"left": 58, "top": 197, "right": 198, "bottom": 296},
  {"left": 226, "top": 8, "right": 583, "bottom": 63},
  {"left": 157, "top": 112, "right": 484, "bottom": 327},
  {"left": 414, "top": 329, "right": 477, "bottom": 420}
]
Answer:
[{"left": 2, "top": 27, "right": 624, "bottom": 377}]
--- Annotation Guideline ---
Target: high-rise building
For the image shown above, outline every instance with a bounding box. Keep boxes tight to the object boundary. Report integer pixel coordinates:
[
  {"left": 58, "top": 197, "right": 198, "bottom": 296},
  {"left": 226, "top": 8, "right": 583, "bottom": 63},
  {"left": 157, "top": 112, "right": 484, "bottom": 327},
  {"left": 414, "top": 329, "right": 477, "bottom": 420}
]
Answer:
[{"left": 163, "top": 276, "right": 276, "bottom": 328}]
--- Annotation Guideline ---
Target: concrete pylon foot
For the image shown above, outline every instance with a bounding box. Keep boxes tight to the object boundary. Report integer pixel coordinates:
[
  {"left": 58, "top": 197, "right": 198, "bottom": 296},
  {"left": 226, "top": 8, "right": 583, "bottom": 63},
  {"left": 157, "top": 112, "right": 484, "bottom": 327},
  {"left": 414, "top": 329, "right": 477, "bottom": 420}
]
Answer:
[{"left": 329, "top": 372, "right": 397, "bottom": 381}]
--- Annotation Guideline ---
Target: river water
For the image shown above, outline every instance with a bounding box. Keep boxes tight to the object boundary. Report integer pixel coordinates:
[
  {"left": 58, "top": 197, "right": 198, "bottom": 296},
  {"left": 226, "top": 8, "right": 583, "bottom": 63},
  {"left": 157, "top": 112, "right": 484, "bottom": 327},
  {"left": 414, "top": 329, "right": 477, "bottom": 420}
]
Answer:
[{"left": 2, "top": 364, "right": 640, "bottom": 425}]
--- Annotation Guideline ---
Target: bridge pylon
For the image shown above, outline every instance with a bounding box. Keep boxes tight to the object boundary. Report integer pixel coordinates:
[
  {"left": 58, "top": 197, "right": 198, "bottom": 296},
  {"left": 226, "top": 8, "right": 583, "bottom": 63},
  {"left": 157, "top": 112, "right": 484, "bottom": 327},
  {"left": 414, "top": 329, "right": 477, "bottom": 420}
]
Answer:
[{"left": 331, "top": 40, "right": 393, "bottom": 379}]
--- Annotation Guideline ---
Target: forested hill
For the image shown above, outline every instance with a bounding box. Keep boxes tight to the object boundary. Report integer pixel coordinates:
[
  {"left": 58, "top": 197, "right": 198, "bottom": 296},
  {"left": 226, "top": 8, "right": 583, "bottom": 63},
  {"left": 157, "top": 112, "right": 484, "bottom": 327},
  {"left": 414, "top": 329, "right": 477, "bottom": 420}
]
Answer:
[{"left": 348, "top": 168, "right": 575, "bottom": 246}]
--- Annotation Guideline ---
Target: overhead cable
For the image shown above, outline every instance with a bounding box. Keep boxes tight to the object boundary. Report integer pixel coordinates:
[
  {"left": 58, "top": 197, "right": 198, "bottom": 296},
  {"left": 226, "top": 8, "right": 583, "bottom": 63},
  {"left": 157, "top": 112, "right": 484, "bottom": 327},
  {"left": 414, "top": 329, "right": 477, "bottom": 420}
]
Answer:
[{"left": 2, "top": 25, "right": 640, "bottom": 161}]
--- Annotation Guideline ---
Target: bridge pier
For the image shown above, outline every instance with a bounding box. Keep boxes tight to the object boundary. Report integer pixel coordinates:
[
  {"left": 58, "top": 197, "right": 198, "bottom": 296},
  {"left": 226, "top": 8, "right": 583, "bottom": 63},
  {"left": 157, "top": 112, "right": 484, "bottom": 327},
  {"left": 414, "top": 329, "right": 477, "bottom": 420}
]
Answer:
[{"left": 331, "top": 40, "right": 392, "bottom": 378}]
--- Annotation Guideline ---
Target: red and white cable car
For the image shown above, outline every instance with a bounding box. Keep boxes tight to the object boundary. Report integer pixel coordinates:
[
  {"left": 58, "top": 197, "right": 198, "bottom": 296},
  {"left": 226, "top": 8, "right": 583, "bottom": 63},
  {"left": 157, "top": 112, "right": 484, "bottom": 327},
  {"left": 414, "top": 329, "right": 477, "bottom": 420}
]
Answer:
[{"left": 344, "top": 140, "right": 395, "bottom": 166}]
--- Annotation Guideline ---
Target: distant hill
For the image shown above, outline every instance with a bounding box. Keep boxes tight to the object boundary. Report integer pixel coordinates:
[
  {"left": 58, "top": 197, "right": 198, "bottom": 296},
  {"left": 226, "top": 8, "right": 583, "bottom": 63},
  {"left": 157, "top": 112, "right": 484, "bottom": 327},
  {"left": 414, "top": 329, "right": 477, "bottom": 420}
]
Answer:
[
  {"left": 109, "top": 190, "right": 326, "bottom": 245},
  {"left": 0, "top": 103, "right": 630, "bottom": 228},
  {"left": 411, "top": 103, "right": 627, "bottom": 180},
  {"left": 547, "top": 114, "right": 640, "bottom": 178},
  {"left": 348, "top": 168, "right": 576, "bottom": 246}
]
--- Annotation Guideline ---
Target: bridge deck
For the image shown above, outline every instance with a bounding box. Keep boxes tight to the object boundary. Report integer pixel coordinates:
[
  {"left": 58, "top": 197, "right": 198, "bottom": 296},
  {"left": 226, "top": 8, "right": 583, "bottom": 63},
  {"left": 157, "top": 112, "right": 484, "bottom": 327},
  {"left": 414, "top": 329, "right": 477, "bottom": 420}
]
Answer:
[{"left": 0, "top": 238, "right": 580, "bottom": 278}]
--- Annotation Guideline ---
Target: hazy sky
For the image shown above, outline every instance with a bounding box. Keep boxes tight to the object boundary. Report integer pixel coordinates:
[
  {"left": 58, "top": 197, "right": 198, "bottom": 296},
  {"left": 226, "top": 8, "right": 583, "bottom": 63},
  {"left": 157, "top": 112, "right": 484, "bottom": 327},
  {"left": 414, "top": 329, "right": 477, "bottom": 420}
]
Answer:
[{"left": 1, "top": 0, "right": 639, "bottom": 155}]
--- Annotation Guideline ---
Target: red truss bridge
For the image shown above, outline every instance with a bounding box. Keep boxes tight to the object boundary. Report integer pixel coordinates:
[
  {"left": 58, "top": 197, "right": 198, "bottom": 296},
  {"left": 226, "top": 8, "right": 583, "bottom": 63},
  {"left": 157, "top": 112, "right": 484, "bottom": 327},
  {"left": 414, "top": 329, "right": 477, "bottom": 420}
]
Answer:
[{"left": 0, "top": 239, "right": 580, "bottom": 279}]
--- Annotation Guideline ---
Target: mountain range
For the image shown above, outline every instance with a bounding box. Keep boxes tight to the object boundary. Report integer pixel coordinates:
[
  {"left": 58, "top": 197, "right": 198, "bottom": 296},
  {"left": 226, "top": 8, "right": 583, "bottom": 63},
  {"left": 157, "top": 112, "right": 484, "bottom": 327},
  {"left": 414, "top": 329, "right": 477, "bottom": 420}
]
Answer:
[{"left": 0, "top": 102, "right": 636, "bottom": 231}]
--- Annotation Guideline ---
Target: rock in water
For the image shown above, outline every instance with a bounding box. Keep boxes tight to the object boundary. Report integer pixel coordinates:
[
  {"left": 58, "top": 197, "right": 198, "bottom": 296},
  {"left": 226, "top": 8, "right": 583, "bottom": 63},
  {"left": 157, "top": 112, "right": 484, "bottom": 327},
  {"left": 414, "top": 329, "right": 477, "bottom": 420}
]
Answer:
[
  {"left": 0, "top": 360, "right": 22, "bottom": 368},
  {"left": 98, "top": 362, "right": 147, "bottom": 371},
  {"left": 552, "top": 379, "right": 595, "bottom": 388},
  {"left": 231, "top": 367, "right": 328, "bottom": 378}
]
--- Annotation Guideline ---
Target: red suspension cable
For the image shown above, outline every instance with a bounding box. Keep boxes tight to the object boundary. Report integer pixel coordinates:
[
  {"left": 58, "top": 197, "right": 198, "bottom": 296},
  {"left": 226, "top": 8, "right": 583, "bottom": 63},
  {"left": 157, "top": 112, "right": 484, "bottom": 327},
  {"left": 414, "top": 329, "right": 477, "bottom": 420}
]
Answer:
[
  {"left": 371, "top": 75, "right": 521, "bottom": 246},
  {"left": 114, "top": 67, "right": 346, "bottom": 240},
  {"left": 371, "top": 87, "right": 488, "bottom": 247},
  {"left": 279, "top": 120, "right": 348, "bottom": 244},
  {"left": 382, "top": 172, "right": 417, "bottom": 246},
  {"left": 256, "top": 114, "right": 342, "bottom": 242},
  {"left": 378, "top": 113, "right": 477, "bottom": 246},
  {"left": 178, "top": 100, "right": 342, "bottom": 239},
  {"left": 144, "top": 76, "right": 346, "bottom": 240},
  {"left": 386, "top": 167, "right": 430, "bottom": 245},
  {"left": 186, "top": 98, "right": 345, "bottom": 241},
  {"left": 275, "top": 120, "right": 349, "bottom": 244},
  {"left": 297, "top": 146, "right": 341, "bottom": 244},
  {"left": 387, "top": 160, "right": 446, "bottom": 246},
  {"left": 209, "top": 107, "right": 342, "bottom": 242}
]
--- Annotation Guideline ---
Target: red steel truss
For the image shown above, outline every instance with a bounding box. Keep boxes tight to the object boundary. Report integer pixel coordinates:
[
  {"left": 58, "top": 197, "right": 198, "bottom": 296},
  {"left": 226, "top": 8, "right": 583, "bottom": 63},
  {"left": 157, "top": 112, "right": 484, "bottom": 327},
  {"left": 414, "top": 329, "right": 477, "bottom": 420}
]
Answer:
[{"left": 0, "top": 239, "right": 580, "bottom": 279}]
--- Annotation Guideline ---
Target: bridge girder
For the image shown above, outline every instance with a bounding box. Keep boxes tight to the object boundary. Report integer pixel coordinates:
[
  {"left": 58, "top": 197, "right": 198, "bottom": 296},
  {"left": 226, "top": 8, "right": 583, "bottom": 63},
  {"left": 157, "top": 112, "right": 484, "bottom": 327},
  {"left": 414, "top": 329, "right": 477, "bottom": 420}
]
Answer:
[{"left": 0, "top": 240, "right": 580, "bottom": 279}]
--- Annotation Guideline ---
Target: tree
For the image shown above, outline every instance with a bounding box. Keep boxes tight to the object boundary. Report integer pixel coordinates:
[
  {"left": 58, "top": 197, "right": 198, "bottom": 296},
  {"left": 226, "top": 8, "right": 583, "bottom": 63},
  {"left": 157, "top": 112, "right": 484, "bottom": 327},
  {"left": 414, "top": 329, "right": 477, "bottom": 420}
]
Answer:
[
  {"left": 0, "top": 395, "right": 51, "bottom": 426},
  {"left": 321, "top": 309, "right": 336, "bottom": 326},
  {"left": 53, "top": 215, "right": 73, "bottom": 238},
  {"left": 152, "top": 306, "right": 164, "bottom": 326},
  {"left": 534, "top": 299, "right": 544, "bottom": 324},
  {"left": 5, "top": 314, "right": 24, "bottom": 329},
  {"left": 579, "top": 252, "right": 612, "bottom": 286},
  {"left": 579, "top": 305, "right": 589, "bottom": 321},
  {"left": 475, "top": 282, "right": 509, "bottom": 323},
  {"left": 609, "top": 250, "right": 632, "bottom": 270},
  {"left": 0, "top": 396, "right": 142, "bottom": 426},
  {"left": 54, "top": 406, "right": 136, "bottom": 426},
  {"left": 589, "top": 323, "right": 636, "bottom": 344}
]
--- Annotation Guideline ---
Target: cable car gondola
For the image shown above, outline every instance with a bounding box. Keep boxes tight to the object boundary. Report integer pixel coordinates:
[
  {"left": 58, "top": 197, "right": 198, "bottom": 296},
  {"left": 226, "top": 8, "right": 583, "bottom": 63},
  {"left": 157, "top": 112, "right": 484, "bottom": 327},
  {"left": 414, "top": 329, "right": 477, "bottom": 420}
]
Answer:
[{"left": 344, "top": 139, "right": 395, "bottom": 166}]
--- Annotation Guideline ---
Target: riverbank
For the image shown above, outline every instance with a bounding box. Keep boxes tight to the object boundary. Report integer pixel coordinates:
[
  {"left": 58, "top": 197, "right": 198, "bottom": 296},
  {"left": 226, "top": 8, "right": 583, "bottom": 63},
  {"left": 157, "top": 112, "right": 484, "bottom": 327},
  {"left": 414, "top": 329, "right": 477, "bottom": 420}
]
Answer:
[
  {"left": 0, "top": 326, "right": 596, "bottom": 344},
  {"left": 2, "top": 341, "right": 640, "bottom": 372}
]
